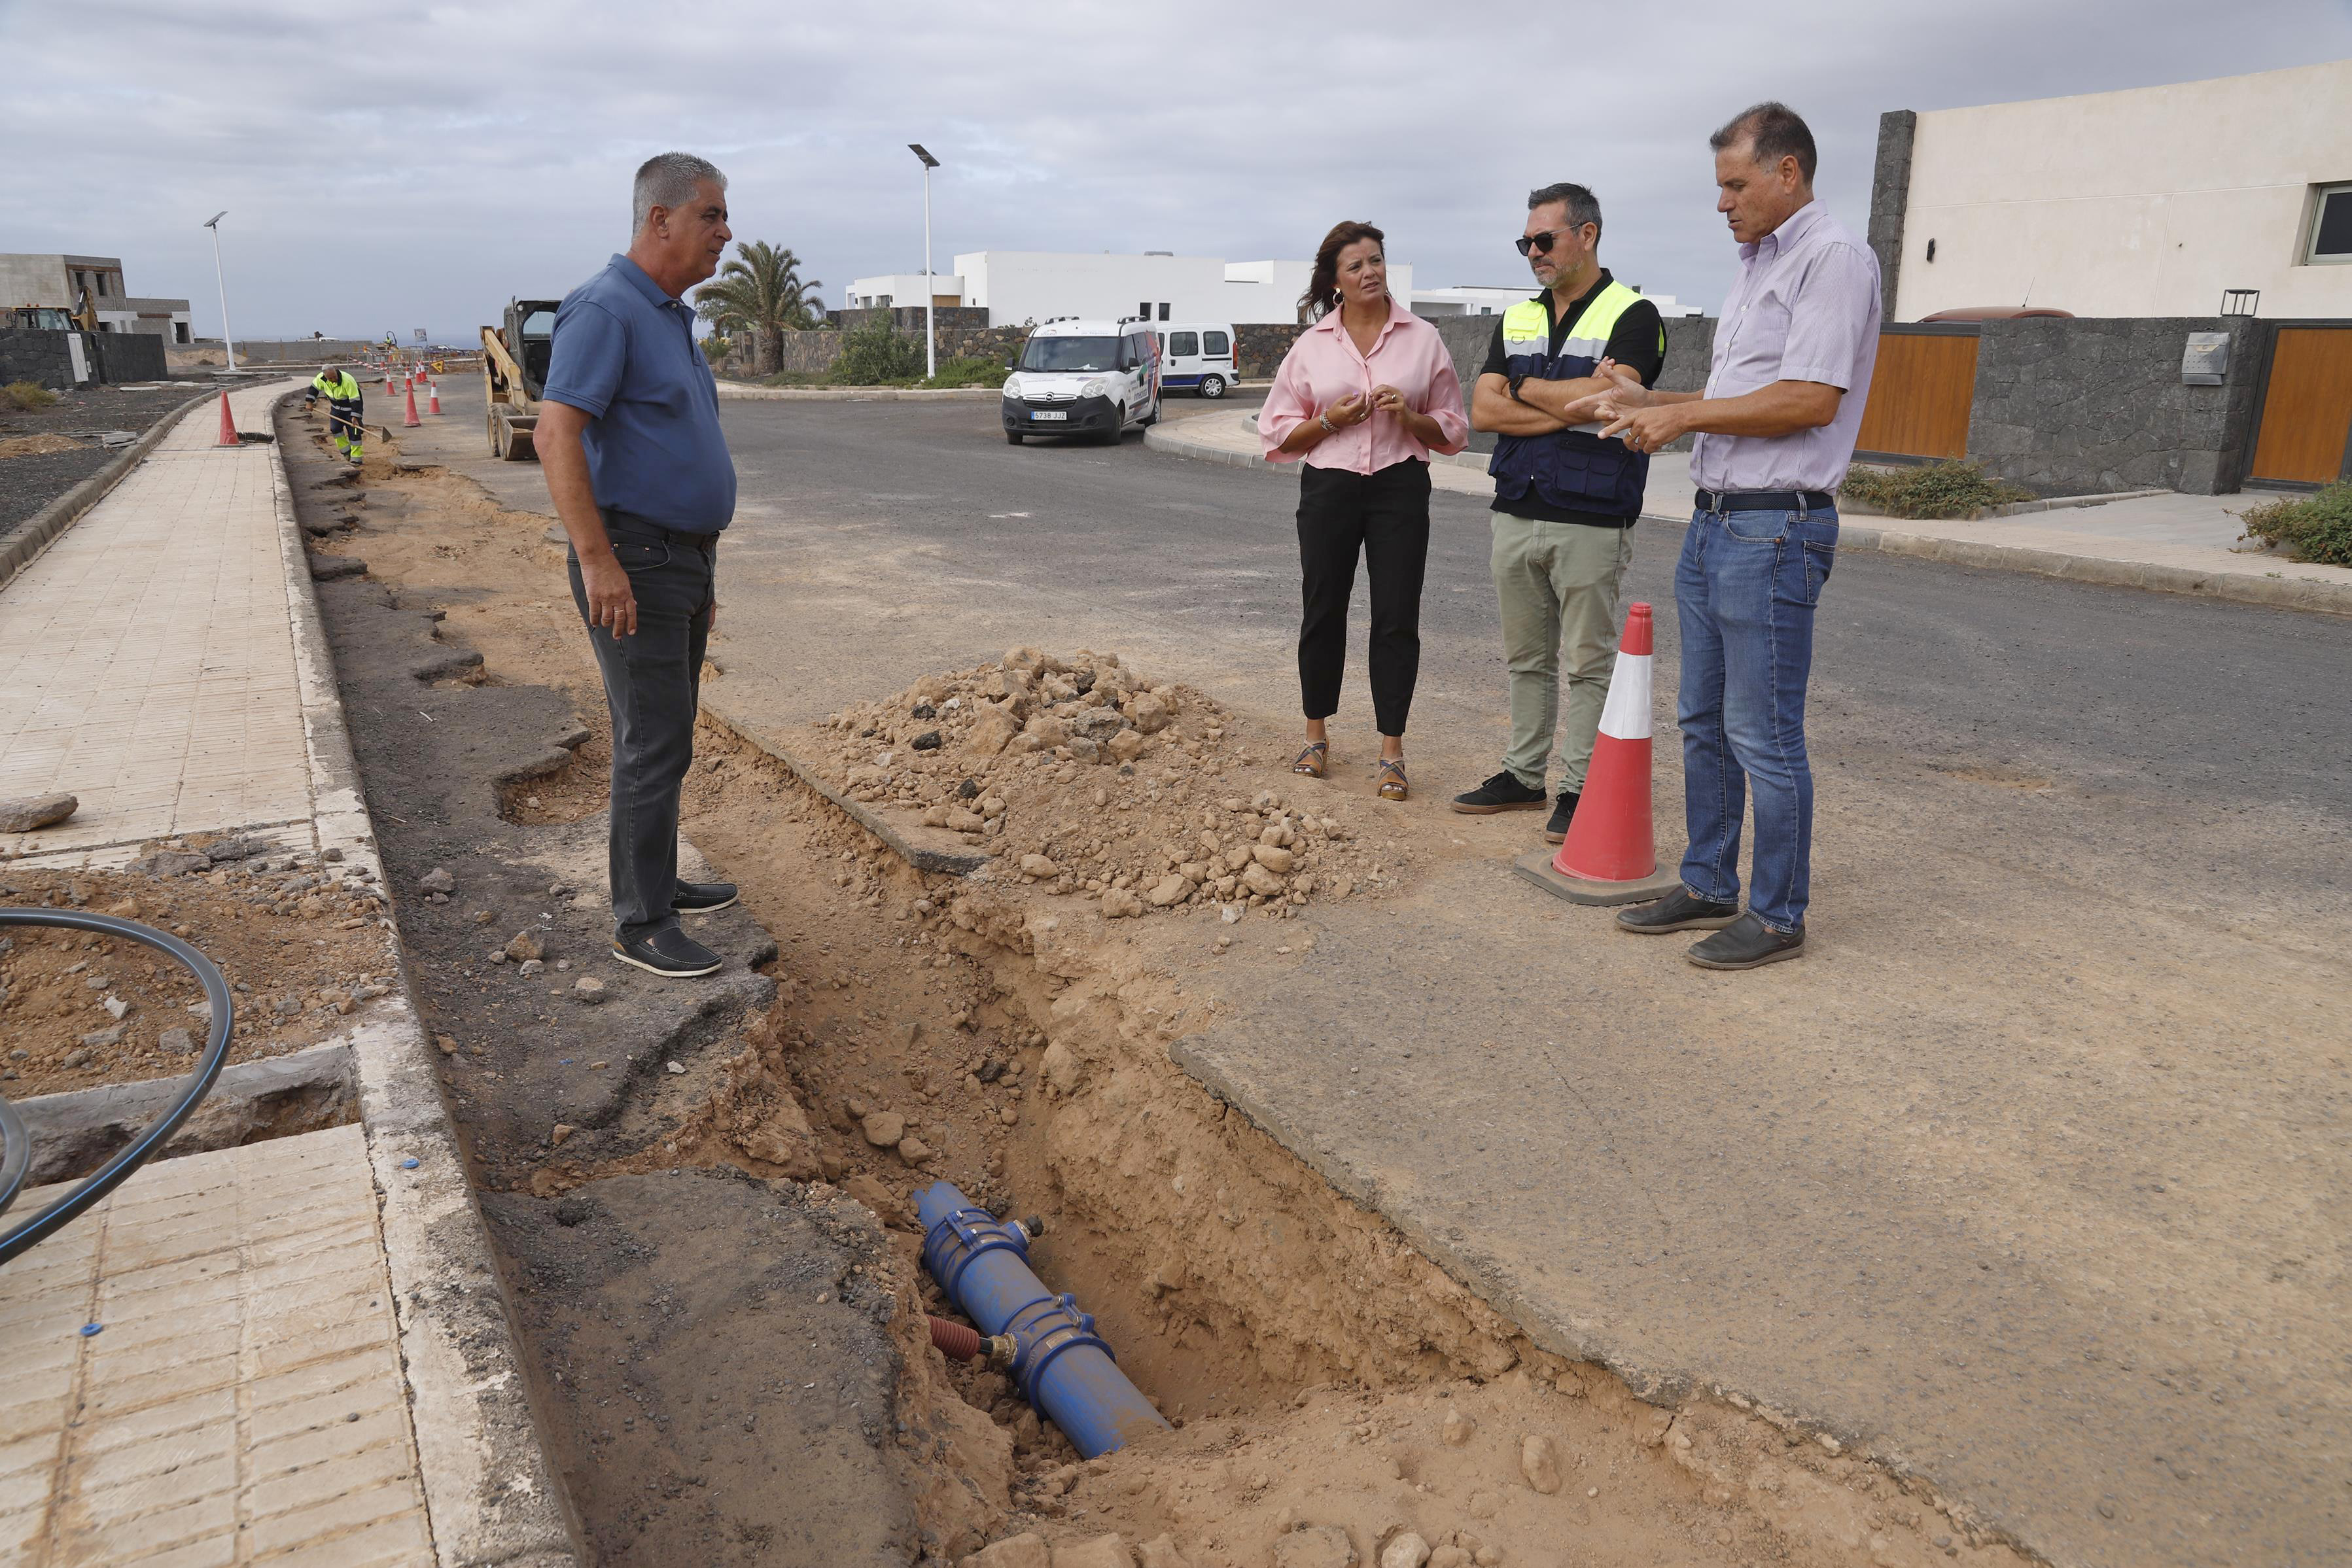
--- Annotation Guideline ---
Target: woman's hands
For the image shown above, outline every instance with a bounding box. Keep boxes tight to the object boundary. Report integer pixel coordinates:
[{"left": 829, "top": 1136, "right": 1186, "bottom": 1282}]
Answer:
[
  {"left": 1322, "top": 390, "right": 1373, "bottom": 428},
  {"left": 1369, "top": 383, "right": 1411, "bottom": 417}
]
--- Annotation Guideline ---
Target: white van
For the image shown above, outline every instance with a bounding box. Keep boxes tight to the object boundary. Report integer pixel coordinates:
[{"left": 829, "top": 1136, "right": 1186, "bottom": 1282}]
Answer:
[
  {"left": 1153, "top": 322, "right": 1238, "bottom": 398},
  {"left": 1001, "top": 319, "right": 1162, "bottom": 445}
]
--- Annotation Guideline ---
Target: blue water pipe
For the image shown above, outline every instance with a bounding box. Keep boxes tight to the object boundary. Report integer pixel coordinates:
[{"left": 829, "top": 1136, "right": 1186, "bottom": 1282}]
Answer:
[{"left": 917, "top": 1180, "right": 1170, "bottom": 1458}]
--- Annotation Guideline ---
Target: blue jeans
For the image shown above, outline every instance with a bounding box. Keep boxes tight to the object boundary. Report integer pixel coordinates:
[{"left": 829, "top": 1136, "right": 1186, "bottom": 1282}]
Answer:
[{"left": 1674, "top": 504, "right": 1837, "bottom": 932}]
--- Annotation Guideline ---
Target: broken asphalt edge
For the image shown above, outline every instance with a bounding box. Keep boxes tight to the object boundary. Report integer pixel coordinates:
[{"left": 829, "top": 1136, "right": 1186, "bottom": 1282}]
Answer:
[
  {"left": 0, "top": 388, "right": 218, "bottom": 595},
  {"left": 697, "top": 699, "right": 990, "bottom": 876},
  {"left": 1142, "top": 419, "right": 2352, "bottom": 619},
  {"left": 11, "top": 1040, "right": 355, "bottom": 1187},
  {"left": 266, "top": 391, "right": 586, "bottom": 1568}
]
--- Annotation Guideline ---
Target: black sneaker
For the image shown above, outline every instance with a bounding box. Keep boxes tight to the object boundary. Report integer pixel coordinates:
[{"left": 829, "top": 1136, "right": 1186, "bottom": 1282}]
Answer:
[
  {"left": 1542, "top": 791, "right": 1580, "bottom": 845},
  {"left": 1450, "top": 771, "right": 1547, "bottom": 814},
  {"left": 671, "top": 879, "right": 739, "bottom": 915},
  {"left": 1615, "top": 887, "right": 1741, "bottom": 933},
  {"left": 1687, "top": 911, "right": 1806, "bottom": 970},
  {"left": 612, "top": 926, "right": 724, "bottom": 978}
]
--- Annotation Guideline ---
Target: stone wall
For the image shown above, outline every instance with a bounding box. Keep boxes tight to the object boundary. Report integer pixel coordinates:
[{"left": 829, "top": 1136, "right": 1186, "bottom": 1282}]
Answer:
[
  {"left": 1965, "top": 316, "right": 2268, "bottom": 495},
  {"left": 0, "top": 328, "right": 164, "bottom": 388},
  {"left": 726, "top": 322, "right": 1034, "bottom": 381},
  {"left": 1869, "top": 111, "right": 1918, "bottom": 322},
  {"left": 828, "top": 305, "right": 992, "bottom": 336}
]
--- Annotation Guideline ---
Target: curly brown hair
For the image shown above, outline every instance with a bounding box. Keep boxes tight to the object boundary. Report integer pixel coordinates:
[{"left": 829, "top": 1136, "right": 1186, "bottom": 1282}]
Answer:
[{"left": 1300, "top": 220, "right": 1386, "bottom": 320}]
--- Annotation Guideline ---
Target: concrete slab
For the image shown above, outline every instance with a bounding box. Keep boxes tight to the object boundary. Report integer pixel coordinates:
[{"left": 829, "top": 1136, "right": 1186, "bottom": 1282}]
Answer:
[{"left": 1511, "top": 846, "right": 1683, "bottom": 907}]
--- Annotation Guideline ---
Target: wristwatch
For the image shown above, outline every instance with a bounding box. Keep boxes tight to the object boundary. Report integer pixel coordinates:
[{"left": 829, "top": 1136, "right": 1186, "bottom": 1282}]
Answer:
[{"left": 1507, "top": 374, "right": 1530, "bottom": 406}]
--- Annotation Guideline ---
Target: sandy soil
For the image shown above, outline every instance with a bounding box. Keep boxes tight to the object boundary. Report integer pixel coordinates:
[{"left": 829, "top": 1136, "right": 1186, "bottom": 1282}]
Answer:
[
  {"left": 310, "top": 432, "right": 2027, "bottom": 1568},
  {"left": 0, "top": 853, "right": 398, "bottom": 1096}
]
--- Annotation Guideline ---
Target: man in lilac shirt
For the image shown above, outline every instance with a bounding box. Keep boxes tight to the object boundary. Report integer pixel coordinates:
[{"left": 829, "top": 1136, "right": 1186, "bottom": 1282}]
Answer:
[{"left": 1582, "top": 102, "right": 1880, "bottom": 969}]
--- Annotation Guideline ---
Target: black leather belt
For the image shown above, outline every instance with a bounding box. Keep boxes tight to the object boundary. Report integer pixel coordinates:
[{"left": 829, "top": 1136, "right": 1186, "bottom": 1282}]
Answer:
[
  {"left": 603, "top": 506, "right": 718, "bottom": 553},
  {"left": 1694, "top": 488, "right": 1836, "bottom": 514}
]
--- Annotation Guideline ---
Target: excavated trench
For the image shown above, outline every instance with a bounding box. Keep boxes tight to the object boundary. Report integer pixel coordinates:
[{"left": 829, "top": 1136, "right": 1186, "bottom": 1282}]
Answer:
[{"left": 322, "top": 440, "right": 2033, "bottom": 1568}]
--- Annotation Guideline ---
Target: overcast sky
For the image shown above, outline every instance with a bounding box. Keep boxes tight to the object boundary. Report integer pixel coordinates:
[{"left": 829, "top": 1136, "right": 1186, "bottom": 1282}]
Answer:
[{"left": 5, "top": 1, "right": 2345, "bottom": 342}]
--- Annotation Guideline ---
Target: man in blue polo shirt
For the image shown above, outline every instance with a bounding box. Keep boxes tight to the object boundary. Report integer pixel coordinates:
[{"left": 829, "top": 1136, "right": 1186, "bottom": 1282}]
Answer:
[{"left": 538, "top": 151, "right": 739, "bottom": 979}]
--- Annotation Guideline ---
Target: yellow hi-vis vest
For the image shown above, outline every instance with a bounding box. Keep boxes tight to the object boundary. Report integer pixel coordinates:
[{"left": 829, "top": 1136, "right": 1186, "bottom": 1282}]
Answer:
[{"left": 1488, "top": 280, "right": 1660, "bottom": 518}]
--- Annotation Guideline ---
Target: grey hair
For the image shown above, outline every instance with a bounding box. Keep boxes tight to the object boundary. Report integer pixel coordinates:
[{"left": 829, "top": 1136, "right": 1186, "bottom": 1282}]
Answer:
[
  {"left": 1710, "top": 102, "right": 1818, "bottom": 184},
  {"left": 1527, "top": 182, "right": 1602, "bottom": 240},
  {"left": 632, "top": 152, "right": 726, "bottom": 233}
]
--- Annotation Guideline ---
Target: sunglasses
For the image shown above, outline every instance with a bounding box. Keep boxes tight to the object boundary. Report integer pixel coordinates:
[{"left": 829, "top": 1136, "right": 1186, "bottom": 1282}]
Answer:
[{"left": 1515, "top": 226, "right": 1589, "bottom": 256}]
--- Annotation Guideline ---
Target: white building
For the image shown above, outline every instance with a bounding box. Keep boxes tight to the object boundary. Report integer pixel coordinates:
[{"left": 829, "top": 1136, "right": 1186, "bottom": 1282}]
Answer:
[
  {"left": 0, "top": 253, "right": 192, "bottom": 341},
  {"left": 1411, "top": 285, "right": 1705, "bottom": 319},
  {"left": 847, "top": 251, "right": 1416, "bottom": 326},
  {"left": 1874, "top": 59, "right": 2352, "bottom": 321}
]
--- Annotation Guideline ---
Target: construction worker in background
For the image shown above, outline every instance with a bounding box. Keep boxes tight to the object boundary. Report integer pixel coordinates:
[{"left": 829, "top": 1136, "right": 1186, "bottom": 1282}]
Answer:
[{"left": 306, "top": 364, "right": 366, "bottom": 466}]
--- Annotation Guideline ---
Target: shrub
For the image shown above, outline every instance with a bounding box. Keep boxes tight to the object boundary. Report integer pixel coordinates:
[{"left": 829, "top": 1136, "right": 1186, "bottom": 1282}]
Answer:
[
  {"left": 2237, "top": 482, "right": 2352, "bottom": 567},
  {"left": 1838, "top": 461, "right": 2035, "bottom": 520},
  {"left": 698, "top": 334, "right": 731, "bottom": 366},
  {"left": 5, "top": 380, "right": 59, "bottom": 411},
  {"left": 922, "top": 355, "right": 1008, "bottom": 390},
  {"left": 830, "top": 315, "right": 925, "bottom": 385}
]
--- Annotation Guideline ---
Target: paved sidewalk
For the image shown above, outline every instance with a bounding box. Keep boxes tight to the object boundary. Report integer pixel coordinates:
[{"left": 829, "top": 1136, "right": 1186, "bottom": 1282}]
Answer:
[
  {"left": 0, "top": 387, "right": 578, "bottom": 1567},
  {"left": 0, "top": 381, "right": 313, "bottom": 863},
  {"left": 1147, "top": 408, "right": 2352, "bottom": 615},
  {"left": 0, "top": 1126, "right": 433, "bottom": 1567}
]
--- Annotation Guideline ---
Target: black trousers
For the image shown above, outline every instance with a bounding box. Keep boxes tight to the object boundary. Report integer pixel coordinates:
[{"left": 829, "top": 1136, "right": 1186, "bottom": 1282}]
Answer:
[
  {"left": 1295, "top": 459, "right": 1432, "bottom": 737},
  {"left": 569, "top": 510, "right": 716, "bottom": 940}
]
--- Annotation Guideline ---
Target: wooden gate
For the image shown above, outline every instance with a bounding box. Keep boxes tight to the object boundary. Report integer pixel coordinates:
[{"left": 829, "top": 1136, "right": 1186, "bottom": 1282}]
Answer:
[
  {"left": 2248, "top": 325, "right": 2352, "bottom": 486},
  {"left": 1853, "top": 326, "right": 1980, "bottom": 461}
]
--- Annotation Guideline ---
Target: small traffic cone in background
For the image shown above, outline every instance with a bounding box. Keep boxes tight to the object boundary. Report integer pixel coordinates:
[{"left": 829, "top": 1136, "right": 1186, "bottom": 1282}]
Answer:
[
  {"left": 215, "top": 391, "right": 238, "bottom": 447},
  {"left": 383, "top": 372, "right": 396, "bottom": 397},
  {"left": 1512, "top": 601, "right": 1684, "bottom": 906},
  {"left": 427, "top": 381, "right": 442, "bottom": 415},
  {"left": 402, "top": 381, "right": 422, "bottom": 428}
]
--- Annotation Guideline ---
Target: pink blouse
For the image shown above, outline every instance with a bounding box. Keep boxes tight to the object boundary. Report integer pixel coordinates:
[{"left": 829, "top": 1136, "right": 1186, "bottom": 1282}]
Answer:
[{"left": 1258, "top": 298, "right": 1469, "bottom": 473}]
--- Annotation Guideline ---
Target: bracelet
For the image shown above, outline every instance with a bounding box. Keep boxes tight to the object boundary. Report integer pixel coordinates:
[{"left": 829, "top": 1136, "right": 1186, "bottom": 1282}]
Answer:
[{"left": 1318, "top": 413, "right": 1337, "bottom": 434}]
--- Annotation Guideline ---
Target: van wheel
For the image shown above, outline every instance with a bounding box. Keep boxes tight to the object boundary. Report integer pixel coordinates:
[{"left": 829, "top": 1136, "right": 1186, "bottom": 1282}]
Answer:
[
  {"left": 1006, "top": 430, "right": 1024, "bottom": 445},
  {"left": 1199, "top": 375, "right": 1227, "bottom": 400}
]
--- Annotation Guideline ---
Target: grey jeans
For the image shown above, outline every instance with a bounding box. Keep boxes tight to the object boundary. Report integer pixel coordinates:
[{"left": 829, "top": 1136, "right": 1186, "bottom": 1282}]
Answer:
[
  {"left": 1490, "top": 514, "right": 1634, "bottom": 793},
  {"left": 568, "top": 510, "right": 716, "bottom": 941}
]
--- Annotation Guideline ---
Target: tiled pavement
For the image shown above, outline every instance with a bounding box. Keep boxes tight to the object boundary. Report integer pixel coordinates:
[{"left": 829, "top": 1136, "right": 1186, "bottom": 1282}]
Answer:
[
  {"left": 0, "top": 379, "right": 314, "bottom": 862},
  {"left": 0, "top": 1125, "right": 432, "bottom": 1567}
]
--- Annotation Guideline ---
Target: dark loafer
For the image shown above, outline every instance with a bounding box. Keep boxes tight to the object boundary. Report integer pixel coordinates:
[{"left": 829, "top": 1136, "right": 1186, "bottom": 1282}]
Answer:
[
  {"left": 612, "top": 925, "right": 723, "bottom": 978},
  {"left": 671, "top": 879, "right": 739, "bottom": 915},
  {"left": 1686, "top": 912, "right": 1806, "bottom": 970},
  {"left": 1616, "top": 887, "right": 1742, "bottom": 933}
]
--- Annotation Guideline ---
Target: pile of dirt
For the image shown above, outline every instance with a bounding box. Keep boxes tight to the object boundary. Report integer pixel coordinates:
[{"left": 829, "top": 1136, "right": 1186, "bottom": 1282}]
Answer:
[
  {"left": 0, "top": 846, "right": 397, "bottom": 1096},
  {"left": 806, "top": 650, "right": 1414, "bottom": 921},
  {"left": 0, "top": 434, "right": 88, "bottom": 460}
]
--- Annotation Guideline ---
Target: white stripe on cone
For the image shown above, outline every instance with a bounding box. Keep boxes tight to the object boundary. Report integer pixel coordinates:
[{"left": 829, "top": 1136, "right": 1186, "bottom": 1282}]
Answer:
[{"left": 1595, "top": 646, "right": 1652, "bottom": 740}]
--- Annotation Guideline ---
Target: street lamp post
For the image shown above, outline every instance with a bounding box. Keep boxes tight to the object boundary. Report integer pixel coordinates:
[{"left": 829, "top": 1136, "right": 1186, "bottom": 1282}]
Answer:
[
  {"left": 909, "top": 144, "right": 939, "bottom": 380},
  {"left": 201, "top": 211, "right": 237, "bottom": 372}
]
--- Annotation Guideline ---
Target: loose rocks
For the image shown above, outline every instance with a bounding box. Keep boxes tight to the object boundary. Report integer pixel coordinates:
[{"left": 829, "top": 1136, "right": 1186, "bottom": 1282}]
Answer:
[
  {"left": 419, "top": 867, "right": 455, "bottom": 894},
  {"left": 861, "top": 1110, "right": 906, "bottom": 1147},
  {"left": 504, "top": 930, "right": 544, "bottom": 963},
  {"left": 1442, "top": 1408, "right": 1476, "bottom": 1446},
  {"left": 0, "top": 793, "right": 77, "bottom": 833},
  {"left": 960, "top": 1535, "right": 1052, "bottom": 1568},
  {"left": 1518, "top": 1434, "right": 1562, "bottom": 1495},
  {"left": 572, "top": 976, "right": 606, "bottom": 1004},
  {"left": 1051, "top": 1535, "right": 1132, "bottom": 1568},
  {"left": 1379, "top": 1533, "right": 1431, "bottom": 1568}
]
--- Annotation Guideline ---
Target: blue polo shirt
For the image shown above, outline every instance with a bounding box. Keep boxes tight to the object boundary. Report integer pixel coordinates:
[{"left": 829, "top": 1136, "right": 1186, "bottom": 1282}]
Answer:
[{"left": 542, "top": 254, "right": 736, "bottom": 534}]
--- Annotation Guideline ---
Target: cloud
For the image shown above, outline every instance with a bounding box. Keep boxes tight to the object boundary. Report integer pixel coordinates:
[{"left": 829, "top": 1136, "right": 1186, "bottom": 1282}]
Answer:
[{"left": 2, "top": 0, "right": 2340, "bottom": 339}]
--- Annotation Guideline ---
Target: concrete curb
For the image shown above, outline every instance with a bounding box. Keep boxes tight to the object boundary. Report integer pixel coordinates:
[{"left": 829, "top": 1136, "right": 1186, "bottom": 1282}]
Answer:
[
  {"left": 0, "top": 388, "right": 217, "bottom": 594},
  {"left": 265, "top": 392, "right": 586, "bottom": 1568},
  {"left": 716, "top": 382, "right": 1001, "bottom": 402},
  {"left": 1144, "top": 418, "right": 2352, "bottom": 618},
  {"left": 11, "top": 1041, "right": 356, "bottom": 1187},
  {"left": 697, "top": 699, "right": 990, "bottom": 875}
]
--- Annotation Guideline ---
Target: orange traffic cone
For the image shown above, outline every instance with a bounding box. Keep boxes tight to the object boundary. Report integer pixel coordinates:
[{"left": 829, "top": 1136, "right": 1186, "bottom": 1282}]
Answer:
[
  {"left": 427, "top": 381, "right": 442, "bottom": 415},
  {"left": 402, "top": 382, "right": 422, "bottom": 427},
  {"left": 215, "top": 391, "right": 238, "bottom": 447},
  {"left": 383, "top": 372, "right": 396, "bottom": 397},
  {"left": 1513, "top": 601, "right": 1684, "bottom": 906}
]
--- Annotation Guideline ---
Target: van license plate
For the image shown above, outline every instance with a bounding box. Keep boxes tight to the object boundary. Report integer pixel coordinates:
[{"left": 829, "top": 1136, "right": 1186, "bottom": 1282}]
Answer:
[{"left": 1030, "top": 411, "right": 1067, "bottom": 422}]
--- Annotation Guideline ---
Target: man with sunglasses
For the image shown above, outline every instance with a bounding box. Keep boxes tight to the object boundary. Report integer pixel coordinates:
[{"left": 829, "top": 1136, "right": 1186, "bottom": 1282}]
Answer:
[{"left": 1452, "top": 183, "right": 1665, "bottom": 846}]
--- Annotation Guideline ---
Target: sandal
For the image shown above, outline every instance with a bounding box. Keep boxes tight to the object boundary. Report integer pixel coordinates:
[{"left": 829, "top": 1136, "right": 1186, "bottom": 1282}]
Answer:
[
  {"left": 1292, "top": 740, "right": 1328, "bottom": 778},
  {"left": 1374, "top": 757, "right": 1408, "bottom": 801}
]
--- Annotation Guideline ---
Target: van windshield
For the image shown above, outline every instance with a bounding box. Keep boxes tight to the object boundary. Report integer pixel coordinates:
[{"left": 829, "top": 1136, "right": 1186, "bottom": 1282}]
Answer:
[{"left": 1020, "top": 336, "right": 1120, "bottom": 373}]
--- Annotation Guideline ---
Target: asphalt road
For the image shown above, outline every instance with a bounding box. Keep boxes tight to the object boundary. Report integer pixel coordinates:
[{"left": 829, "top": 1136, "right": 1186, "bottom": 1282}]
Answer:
[{"left": 409, "top": 384, "right": 2351, "bottom": 1568}]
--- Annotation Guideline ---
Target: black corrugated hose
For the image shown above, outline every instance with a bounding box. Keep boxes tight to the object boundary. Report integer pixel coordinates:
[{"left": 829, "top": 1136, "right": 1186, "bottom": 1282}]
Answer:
[{"left": 0, "top": 910, "right": 235, "bottom": 1266}]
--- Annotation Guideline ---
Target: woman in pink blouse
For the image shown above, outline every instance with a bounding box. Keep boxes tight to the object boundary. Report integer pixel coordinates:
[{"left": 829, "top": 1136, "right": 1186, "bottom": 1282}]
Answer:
[{"left": 1259, "top": 220, "right": 1467, "bottom": 801}]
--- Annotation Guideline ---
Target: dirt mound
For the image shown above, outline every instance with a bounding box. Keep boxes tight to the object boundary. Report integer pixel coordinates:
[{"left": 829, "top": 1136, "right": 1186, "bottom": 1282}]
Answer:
[
  {"left": 805, "top": 649, "right": 1411, "bottom": 922},
  {"left": 0, "top": 850, "right": 397, "bottom": 1096}
]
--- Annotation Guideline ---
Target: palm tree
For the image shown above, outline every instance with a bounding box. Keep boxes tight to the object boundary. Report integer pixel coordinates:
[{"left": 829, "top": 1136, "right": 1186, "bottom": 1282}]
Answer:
[{"left": 695, "top": 241, "right": 822, "bottom": 375}]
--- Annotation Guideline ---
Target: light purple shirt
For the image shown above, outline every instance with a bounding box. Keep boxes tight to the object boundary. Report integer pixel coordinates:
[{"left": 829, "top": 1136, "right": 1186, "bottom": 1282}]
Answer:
[{"left": 1689, "top": 200, "right": 1882, "bottom": 495}]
